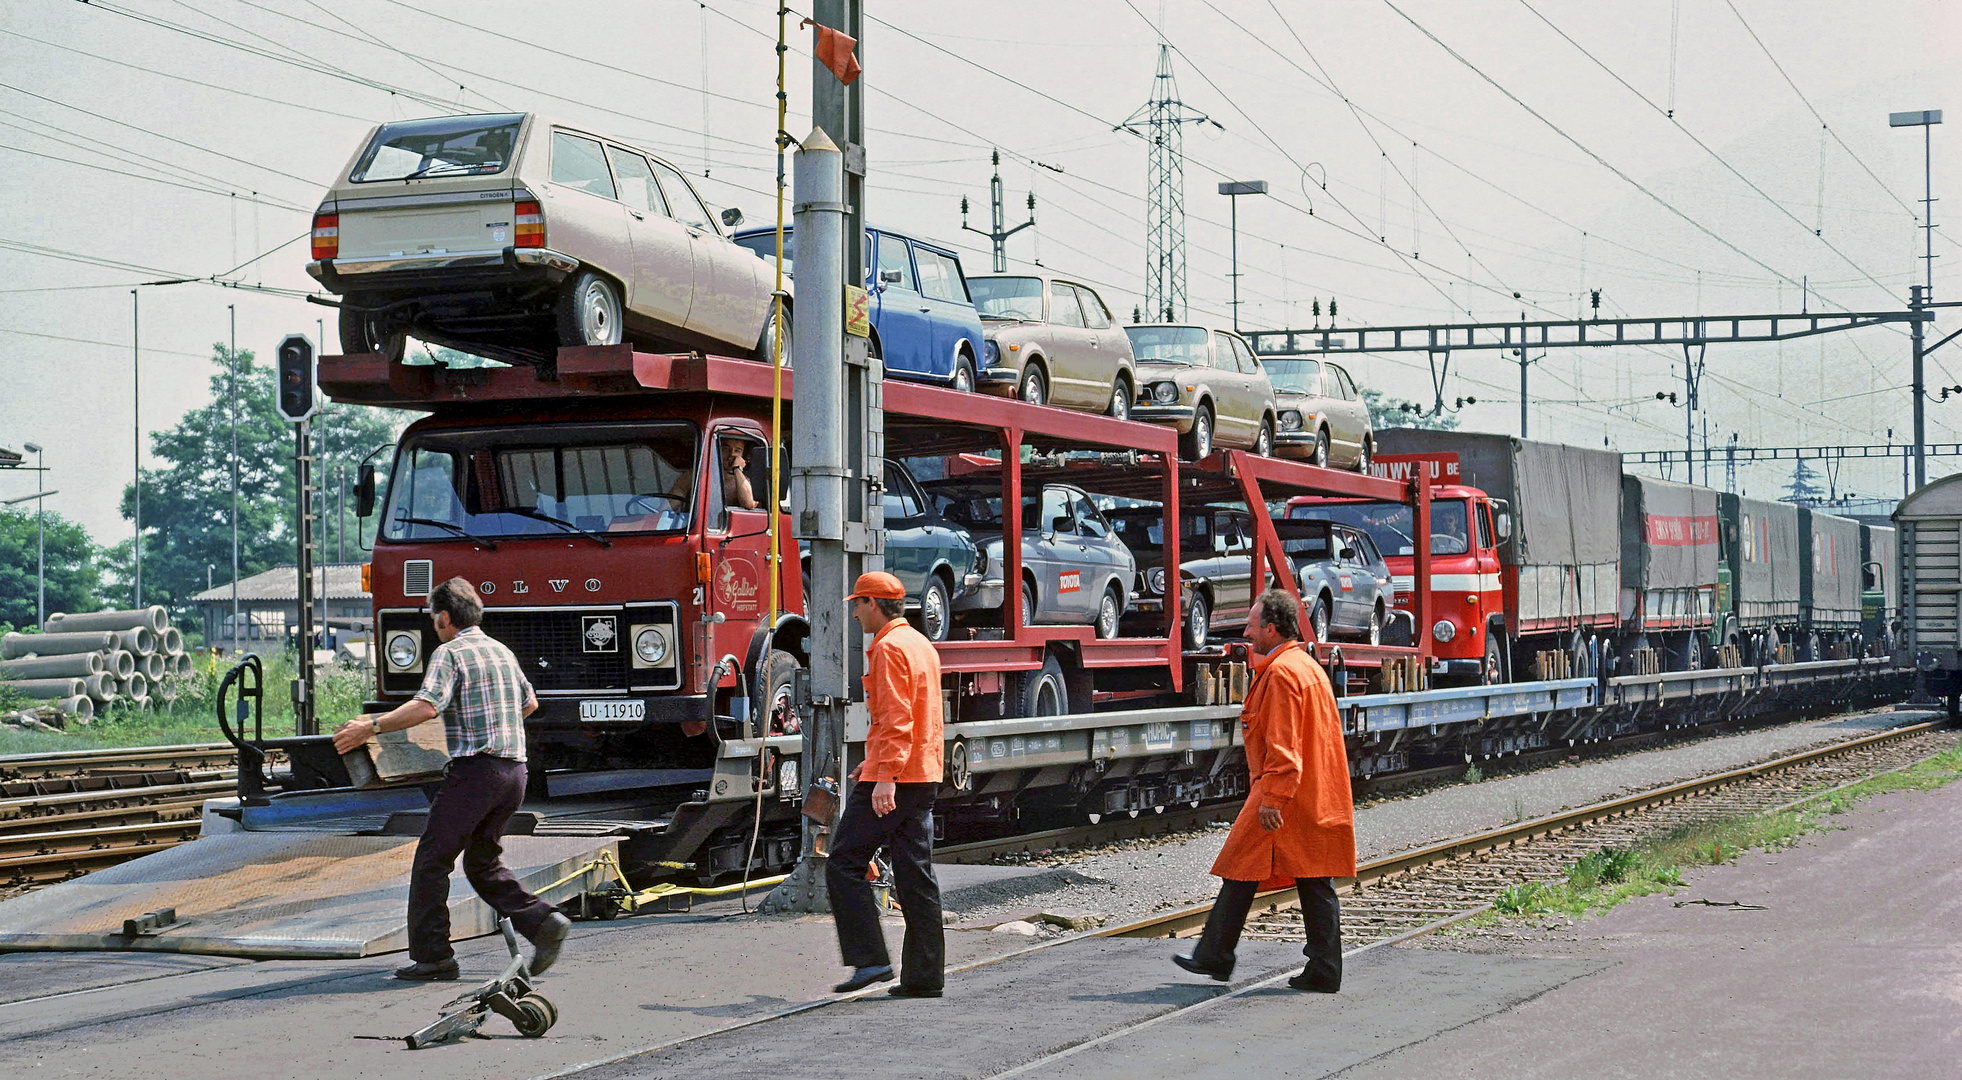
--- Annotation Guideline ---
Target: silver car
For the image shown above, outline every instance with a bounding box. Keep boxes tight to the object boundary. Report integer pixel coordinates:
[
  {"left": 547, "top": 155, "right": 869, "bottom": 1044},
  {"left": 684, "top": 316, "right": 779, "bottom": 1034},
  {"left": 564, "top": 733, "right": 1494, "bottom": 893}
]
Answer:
[
  {"left": 1281, "top": 519, "right": 1395, "bottom": 644},
  {"left": 943, "top": 484, "right": 1137, "bottom": 639},
  {"left": 1264, "top": 356, "right": 1375, "bottom": 471},
  {"left": 969, "top": 275, "right": 1138, "bottom": 418},
  {"left": 1123, "top": 325, "right": 1280, "bottom": 460},
  {"left": 309, "top": 113, "right": 784, "bottom": 367}
]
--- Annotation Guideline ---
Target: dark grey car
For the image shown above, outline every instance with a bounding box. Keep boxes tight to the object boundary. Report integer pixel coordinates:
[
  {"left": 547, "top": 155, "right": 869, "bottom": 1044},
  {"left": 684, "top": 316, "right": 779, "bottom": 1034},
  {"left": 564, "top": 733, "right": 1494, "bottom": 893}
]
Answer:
[
  {"left": 941, "top": 483, "right": 1137, "bottom": 639},
  {"left": 1109, "top": 505, "right": 1258, "bottom": 648},
  {"left": 1280, "top": 519, "right": 1396, "bottom": 644}
]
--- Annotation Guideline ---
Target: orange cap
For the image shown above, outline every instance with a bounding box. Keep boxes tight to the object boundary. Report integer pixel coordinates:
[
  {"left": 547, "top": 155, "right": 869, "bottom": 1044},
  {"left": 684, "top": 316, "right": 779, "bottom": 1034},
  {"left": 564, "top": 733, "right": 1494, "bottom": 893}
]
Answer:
[{"left": 846, "top": 571, "right": 906, "bottom": 602}]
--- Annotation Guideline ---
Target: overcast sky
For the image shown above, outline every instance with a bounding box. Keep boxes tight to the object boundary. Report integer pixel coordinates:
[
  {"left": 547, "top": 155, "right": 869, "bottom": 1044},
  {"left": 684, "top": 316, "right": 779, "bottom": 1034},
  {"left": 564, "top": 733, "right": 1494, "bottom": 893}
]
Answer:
[{"left": 2, "top": 0, "right": 1958, "bottom": 548}]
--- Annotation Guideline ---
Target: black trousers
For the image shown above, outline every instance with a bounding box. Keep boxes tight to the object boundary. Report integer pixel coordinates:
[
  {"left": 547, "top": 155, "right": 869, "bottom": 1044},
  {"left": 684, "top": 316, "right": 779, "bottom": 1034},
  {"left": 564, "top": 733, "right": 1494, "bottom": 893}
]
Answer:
[
  {"left": 407, "top": 753, "right": 557, "bottom": 963},
  {"left": 825, "top": 781, "right": 944, "bottom": 989},
  {"left": 1193, "top": 876, "right": 1342, "bottom": 989}
]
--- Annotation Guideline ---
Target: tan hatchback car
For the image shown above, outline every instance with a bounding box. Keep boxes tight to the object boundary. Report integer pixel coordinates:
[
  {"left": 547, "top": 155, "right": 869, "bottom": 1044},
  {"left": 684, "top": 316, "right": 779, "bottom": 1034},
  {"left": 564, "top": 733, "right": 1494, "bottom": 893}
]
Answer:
[
  {"left": 308, "top": 113, "right": 784, "bottom": 367},
  {"left": 1263, "top": 356, "right": 1375, "bottom": 470},
  {"left": 1123, "top": 325, "right": 1279, "bottom": 460},
  {"left": 968, "top": 274, "right": 1138, "bottom": 418}
]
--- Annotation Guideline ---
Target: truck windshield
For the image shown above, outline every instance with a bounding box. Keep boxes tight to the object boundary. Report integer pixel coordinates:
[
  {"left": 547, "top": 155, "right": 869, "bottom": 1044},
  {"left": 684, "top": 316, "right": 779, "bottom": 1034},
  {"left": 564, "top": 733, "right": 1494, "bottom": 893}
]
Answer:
[
  {"left": 1123, "top": 326, "right": 1208, "bottom": 364},
  {"left": 1288, "top": 499, "right": 1470, "bottom": 557},
  {"left": 969, "top": 277, "right": 1044, "bottom": 321},
  {"left": 350, "top": 113, "right": 523, "bottom": 183},
  {"left": 1263, "top": 358, "right": 1323, "bottom": 395},
  {"left": 382, "top": 423, "right": 697, "bottom": 542}
]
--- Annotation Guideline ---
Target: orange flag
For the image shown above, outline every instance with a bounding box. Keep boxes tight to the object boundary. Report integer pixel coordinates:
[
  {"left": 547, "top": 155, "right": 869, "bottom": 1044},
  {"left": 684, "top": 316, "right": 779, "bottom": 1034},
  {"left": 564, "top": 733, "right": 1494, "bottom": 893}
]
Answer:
[{"left": 800, "top": 17, "right": 862, "bottom": 85}]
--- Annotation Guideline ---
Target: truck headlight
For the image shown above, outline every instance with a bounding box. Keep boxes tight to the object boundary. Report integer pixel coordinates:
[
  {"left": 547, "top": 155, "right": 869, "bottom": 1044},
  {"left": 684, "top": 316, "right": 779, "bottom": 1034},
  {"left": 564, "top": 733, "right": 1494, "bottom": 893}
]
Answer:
[
  {"left": 386, "top": 631, "right": 422, "bottom": 672},
  {"left": 1152, "top": 381, "right": 1178, "bottom": 404},
  {"left": 633, "top": 625, "right": 671, "bottom": 667},
  {"left": 1431, "top": 619, "right": 1457, "bottom": 643},
  {"left": 1279, "top": 409, "right": 1303, "bottom": 431}
]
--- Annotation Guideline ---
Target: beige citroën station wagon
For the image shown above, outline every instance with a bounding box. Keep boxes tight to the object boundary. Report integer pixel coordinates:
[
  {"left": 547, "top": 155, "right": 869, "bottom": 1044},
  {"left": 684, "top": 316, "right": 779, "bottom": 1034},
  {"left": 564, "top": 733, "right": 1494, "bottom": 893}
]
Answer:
[{"left": 308, "top": 112, "right": 785, "bottom": 367}]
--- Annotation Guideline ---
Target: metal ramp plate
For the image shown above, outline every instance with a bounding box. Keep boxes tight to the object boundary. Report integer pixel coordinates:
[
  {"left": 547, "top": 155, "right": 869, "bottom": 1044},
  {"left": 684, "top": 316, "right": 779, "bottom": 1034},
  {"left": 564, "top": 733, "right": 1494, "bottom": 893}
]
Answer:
[{"left": 0, "top": 832, "right": 614, "bottom": 959}]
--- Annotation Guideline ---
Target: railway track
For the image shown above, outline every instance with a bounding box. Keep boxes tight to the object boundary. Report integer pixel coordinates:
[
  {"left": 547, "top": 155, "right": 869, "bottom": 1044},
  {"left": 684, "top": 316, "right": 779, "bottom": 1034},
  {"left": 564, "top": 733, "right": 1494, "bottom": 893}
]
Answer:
[
  {"left": 1105, "top": 719, "right": 1955, "bottom": 945},
  {"left": 0, "top": 742, "right": 239, "bottom": 889}
]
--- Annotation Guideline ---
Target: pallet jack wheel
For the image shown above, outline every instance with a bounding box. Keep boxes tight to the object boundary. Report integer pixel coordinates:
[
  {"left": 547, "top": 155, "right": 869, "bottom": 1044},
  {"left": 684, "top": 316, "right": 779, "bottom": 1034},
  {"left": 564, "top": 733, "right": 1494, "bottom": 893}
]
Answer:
[{"left": 511, "top": 993, "right": 557, "bottom": 1038}]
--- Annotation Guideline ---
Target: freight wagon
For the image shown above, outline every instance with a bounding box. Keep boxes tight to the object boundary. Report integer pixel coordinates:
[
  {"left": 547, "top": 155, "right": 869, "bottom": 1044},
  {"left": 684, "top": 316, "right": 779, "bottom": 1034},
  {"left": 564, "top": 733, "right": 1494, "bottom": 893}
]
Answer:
[{"left": 1895, "top": 474, "right": 1962, "bottom": 712}]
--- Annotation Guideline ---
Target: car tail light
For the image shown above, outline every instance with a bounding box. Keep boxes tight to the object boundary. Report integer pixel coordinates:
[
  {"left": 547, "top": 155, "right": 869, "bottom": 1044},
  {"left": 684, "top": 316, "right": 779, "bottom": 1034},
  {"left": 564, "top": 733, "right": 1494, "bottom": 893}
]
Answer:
[
  {"left": 514, "top": 200, "right": 544, "bottom": 248},
  {"left": 311, "top": 213, "right": 338, "bottom": 259}
]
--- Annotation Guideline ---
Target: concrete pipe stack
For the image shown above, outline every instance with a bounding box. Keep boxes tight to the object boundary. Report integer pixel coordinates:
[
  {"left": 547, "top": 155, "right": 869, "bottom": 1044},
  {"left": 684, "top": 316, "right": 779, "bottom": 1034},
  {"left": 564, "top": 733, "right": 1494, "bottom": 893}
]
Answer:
[{"left": 2, "top": 605, "right": 194, "bottom": 721}]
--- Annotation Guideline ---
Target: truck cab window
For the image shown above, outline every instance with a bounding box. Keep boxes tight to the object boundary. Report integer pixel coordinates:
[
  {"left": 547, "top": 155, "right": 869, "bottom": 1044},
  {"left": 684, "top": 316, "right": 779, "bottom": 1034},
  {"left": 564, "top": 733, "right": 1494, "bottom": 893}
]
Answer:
[
  {"left": 381, "top": 424, "right": 696, "bottom": 541},
  {"left": 1476, "top": 504, "right": 1494, "bottom": 549},
  {"left": 708, "top": 433, "right": 771, "bottom": 529}
]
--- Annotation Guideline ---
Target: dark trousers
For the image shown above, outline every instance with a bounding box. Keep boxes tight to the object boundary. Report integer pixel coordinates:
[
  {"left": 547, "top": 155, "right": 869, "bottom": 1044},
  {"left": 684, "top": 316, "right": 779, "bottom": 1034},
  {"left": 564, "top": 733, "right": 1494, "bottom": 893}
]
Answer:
[
  {"left": 825, "top": 781, "right": 944, "bottom": 989},
  {"left": 408, "top": 753, "right": 557, "bottom": 963},
  {"left": 1193, "top": 876, "right": 1342, "bottom": 989}
]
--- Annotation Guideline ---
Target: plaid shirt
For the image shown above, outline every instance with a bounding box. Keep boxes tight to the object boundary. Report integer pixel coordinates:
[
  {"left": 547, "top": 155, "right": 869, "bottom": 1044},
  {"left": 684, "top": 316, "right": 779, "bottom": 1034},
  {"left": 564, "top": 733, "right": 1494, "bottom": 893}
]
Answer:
[{"left": 413, "top": 626, "right": 534, "bottom": 761}]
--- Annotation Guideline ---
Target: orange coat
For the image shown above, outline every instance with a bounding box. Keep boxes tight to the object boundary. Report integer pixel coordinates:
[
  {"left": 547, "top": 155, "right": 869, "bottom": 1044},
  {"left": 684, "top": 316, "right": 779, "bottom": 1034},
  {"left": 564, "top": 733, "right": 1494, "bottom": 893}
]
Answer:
[
  {"left": 856, "top": 619, "right": 944, "bottom": 784},
  {"left": 1211, "top": 641, "right": 1356, "bottom": 885}
]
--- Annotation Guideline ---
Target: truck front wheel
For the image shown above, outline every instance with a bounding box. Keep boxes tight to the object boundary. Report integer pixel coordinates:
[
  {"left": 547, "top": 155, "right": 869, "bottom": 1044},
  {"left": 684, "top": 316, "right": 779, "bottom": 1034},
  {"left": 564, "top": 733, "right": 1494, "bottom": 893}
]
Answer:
[{"left": 1481, "top": 630, "right": 1506, "bottom": 685}]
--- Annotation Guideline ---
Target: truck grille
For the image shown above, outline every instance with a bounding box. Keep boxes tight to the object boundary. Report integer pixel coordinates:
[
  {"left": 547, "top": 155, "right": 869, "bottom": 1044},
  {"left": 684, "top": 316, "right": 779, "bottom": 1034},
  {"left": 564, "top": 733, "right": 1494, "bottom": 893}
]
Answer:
[{"left": 481, "top": 607, "right": 628, "bottom": 694}]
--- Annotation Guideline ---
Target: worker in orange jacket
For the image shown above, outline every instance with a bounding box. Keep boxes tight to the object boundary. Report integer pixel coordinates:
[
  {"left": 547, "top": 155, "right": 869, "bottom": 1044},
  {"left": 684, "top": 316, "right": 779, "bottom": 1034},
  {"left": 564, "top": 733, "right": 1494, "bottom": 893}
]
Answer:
[
  {"left": 1175, "top": 587, "right": 1356, "bottom": 992},
  {"left": 827, "top": 571, "right": 946, "bottom": 997}
]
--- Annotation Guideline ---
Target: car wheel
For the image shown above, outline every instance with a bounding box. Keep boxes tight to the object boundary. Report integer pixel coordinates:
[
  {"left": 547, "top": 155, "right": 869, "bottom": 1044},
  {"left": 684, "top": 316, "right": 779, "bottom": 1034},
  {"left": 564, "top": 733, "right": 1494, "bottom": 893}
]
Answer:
[
  {"left": 952, "top": 355, "right": 976, "bottom": 393},
  {"left": 919, "top": 574, "right": 952, "bottom": 643},
  {"left": 1356, "top": 437, "right": 1372, "bottom": 474},
  {"left": 755, "top": 301, "right": 792, "bottom": 364},
  {"left": 1312, "top": 427, "right": 1331, "bottom": 468},
  {"left": 1095, "top": 586, "right": 1122, "bottom": 640},
  {"left": 1019, "top": 363, "right": 1048, "bottom": 405},
  {"left": 1255, "top": 418, "right": 1274, "bottom": 457},
  {"left": 555, "top": 271, "right": 625, "bottom": 348},
  {"left": 1309, "top": 595, "right": 1331, "bottom": 643},
  {"left": 1180, "top": 404, "right": 1214, "bottom": 460},
  {"left": 1369, "top": 602, "right": 1383, "bottom": 646},
  {"left": 1185, "top": 590, "right": 1210, "bottom": 649},
  {"left": 338, "top": 303, "right": 406, "bottom": 363},
  {"left": 1011, "top": 655, "right": 1069, "bottom": 718},
  {"left": 1020, "top": 580, "right": 1036, "bottom": 629},
  {"left": 1108, "top": 376, "right": 1132, "bottom": 421}
]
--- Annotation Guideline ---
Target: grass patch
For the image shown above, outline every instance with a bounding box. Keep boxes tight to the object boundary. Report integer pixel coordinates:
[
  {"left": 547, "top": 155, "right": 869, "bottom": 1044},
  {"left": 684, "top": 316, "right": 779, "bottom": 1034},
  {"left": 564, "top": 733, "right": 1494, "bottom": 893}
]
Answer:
[
  {"left": 1, "top": 653, "right": 375, "bottom": 755},
  {"left": 1462, "top": 743, "right": 1962, "bottom": 927}
]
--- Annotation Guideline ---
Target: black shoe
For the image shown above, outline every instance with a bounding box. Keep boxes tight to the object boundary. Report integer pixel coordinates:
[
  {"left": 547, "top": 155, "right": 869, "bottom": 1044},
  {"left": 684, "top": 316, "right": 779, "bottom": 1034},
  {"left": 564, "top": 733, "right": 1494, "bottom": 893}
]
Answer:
[
  {"left": 1287, "top": 972, "right": 1339, "bottom": 994},
  {"left": 1172, "top": 951, "right": 1235, "bottom": 982},
  {"left": 528, "top": 912, "right": 571, "bottom": 976},
  {"left": 393, "top": 959, "right": 460, "bottom": 981},
  {"left": 888, "top": 984, "right": 943, "bottom": 998},
  {"left": 832, "top": 965, "right": 895, "bottom": 993}
]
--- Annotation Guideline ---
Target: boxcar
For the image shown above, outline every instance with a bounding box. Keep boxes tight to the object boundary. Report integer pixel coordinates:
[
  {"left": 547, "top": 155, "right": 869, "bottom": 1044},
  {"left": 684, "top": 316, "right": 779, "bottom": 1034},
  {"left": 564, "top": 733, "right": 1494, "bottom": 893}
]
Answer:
[{"left": 1894, "top": 474, "right": 1962, "bottom": 712}]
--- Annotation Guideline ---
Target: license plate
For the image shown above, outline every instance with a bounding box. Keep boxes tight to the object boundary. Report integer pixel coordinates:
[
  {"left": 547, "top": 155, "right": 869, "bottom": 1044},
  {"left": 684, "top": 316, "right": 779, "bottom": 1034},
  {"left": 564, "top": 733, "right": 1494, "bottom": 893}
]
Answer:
[{"left": 579, "top": 699, "right": 645, "bottom": 722}]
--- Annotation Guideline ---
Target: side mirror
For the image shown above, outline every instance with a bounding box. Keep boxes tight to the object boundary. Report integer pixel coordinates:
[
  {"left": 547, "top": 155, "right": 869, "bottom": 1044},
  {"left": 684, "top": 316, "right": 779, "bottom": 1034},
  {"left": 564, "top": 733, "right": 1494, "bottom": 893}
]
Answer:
[
  {"left": 879, "top": 269, "right": 903, "bottom": 285},
  {"left": 720, "top": 206, "right": 745, "bottom": 229},
  {"left": 1338, "top": 546, "right": 1357, "bottom": 560},
  {"left": 354, "top": 463, "right": 377, "bottom": 518},
  {"left": 1495, "top": 511, "right": 1513, "bottom": 541}
]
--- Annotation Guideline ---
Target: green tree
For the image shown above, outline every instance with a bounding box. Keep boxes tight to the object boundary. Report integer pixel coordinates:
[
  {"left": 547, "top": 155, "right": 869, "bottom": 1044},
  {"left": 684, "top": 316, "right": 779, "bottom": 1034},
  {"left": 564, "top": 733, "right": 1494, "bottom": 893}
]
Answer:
[
  {"left": 109, "top": 345, "right": 400, "bottom": 621},
  {"left": 0, "top": 507, "right": 105, "bottom": 631},
  {"left": 1362, "top": 387, "right": 1460, "bottom": 432}
]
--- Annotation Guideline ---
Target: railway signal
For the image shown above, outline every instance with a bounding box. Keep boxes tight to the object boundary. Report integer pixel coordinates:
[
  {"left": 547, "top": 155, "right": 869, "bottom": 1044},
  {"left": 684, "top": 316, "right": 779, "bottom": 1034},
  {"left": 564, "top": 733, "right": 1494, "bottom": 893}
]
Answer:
[
  {"left": 277, "top": 333, "right": 321, "bottom": 734},
  {"left": 275, "top": 334, "right": 319, "bottom": 423}
]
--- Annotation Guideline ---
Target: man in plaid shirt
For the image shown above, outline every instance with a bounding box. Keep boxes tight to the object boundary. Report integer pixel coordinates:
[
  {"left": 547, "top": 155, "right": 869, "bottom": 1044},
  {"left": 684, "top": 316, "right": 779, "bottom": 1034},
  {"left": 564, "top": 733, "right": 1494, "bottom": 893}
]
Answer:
[{"left": 333, "top": 576, "right": 571, "bottom": 981}]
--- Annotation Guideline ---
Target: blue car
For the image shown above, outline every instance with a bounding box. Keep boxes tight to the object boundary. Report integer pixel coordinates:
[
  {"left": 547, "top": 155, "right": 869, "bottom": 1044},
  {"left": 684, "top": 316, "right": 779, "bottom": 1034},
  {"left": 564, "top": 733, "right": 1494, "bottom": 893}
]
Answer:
[{"left": 732, "top": 225, "right": 985, "bottom": 391}]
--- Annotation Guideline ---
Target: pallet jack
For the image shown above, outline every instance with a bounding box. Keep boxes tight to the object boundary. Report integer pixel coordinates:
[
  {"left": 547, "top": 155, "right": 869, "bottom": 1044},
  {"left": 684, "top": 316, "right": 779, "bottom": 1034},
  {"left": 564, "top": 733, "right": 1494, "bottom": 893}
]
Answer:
[{"left": 404, "top": 918, "right": 559, "bottom": 1049}]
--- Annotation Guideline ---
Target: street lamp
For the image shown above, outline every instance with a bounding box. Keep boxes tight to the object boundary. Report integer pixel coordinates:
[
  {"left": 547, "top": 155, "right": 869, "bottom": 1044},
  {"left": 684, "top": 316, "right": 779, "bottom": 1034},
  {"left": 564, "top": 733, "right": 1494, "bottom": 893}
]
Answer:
[
  {"left": 1889, "top": 108, "right": 1941, "bottom": 488},
  {"left": 1218, "top": 180, "right": 1268, "bottom": 331},
  {"left": 3, "top": 443, "right": 52, "bottom": 627}
]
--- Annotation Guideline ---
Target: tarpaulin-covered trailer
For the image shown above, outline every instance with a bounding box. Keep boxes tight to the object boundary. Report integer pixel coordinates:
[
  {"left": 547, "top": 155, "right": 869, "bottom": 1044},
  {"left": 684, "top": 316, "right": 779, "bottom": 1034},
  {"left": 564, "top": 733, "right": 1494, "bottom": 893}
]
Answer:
[
  {"left": 1721, "top": 493, "right": 1802, "bottom": 631},
  {"left": 1799, "top": 507, "right": 1863, "bottom": 634},
  {"left": 1620, "top": 475, "right": 1720, "bottom": 634},
  {"left": 1377, "top": 431, "right": 1621, "bottom": 636}
]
